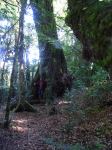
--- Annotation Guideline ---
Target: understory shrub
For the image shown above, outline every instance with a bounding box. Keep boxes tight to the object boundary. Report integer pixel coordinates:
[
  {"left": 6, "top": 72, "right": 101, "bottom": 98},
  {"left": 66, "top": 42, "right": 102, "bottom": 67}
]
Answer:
[
  {"left": 62, "top": 87, "right": 86, "bottom": 135},
  {"left": 43, "top": 137, "right": 105, "bottom": 150},
  {"left": 84, "top": 80, "right": 112, "bottom": 108}
]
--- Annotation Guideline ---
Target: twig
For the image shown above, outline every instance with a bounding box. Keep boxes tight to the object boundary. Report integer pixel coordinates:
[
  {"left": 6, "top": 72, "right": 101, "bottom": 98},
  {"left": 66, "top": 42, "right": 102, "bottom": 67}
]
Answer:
[{"left": 0, "top": 20, "right": 19, "bottom": 40}]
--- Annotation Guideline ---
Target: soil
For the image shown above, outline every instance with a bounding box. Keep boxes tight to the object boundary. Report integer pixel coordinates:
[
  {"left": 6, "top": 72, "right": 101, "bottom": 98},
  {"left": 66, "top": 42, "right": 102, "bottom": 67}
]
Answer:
[{"left": 0, "top": 102, "right": 112, "bottom": 150}]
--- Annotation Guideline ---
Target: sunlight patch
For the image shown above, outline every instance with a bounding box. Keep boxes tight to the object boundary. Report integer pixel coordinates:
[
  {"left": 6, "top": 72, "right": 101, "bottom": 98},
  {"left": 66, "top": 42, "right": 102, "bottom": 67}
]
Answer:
[
  {"left": 24, "top": 6, "right": 39, "bottom": 64},
  {"left": 59, "top": 101, "right": 71, "bottom": 105},
  {"left": 12, "top": 126, "right": 28, "bottom": 132}
]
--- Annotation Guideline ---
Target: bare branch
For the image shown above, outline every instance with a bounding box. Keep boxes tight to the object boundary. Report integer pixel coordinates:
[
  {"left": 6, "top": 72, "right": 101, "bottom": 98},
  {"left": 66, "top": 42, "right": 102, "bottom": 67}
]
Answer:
[{"left": 0, "top": 20, "right": 19, "bottom": 41}]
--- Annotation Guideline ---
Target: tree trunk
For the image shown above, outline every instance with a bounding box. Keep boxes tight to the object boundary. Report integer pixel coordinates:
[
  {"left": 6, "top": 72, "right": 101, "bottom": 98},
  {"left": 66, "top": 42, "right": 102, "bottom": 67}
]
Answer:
[
  {"left": 31, "top": 0, "right": 67, "bottom": 102},
  {"left": 25, "top": 50, "right": 31, "bottom": 90},
  {"left": 4, "top": 32, "right": 18, "bottom": 128},
  {"left": 66, "top": 0, "right": 112, "bottom": 70},
  {"left": 4, "top": 61, "right": 17, "bottom": 127},
  {"left": 12, "top": 0, "right": 36, "bottom": 112}
]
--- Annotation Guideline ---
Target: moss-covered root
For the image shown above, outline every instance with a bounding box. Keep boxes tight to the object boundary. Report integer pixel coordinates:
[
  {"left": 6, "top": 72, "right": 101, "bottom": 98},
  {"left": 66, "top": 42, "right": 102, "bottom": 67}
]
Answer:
[{"left": 12, "top": 100, "right": 37, "bottom": 112}]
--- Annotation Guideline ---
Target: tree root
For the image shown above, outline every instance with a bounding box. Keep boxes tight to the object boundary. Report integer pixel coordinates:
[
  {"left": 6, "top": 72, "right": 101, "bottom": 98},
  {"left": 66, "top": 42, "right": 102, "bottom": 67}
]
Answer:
[{"left": 10, "top": 100, "right": 37, "bottom": 112}]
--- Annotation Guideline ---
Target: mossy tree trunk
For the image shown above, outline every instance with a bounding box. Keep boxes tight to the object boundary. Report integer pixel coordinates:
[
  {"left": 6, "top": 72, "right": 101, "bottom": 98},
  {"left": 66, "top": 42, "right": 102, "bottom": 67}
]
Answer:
[
  {"left": 25, "top": 49, "right": 31, "bottom": 90},
  {"left": 31, "top": 0, "right": 67, "bottom": 102},
  {"left": 4, "top": 32, "right": 19, "bottom": 128},
  {"left": 66, "top": 0, "right": 112, "bottom": 73}
]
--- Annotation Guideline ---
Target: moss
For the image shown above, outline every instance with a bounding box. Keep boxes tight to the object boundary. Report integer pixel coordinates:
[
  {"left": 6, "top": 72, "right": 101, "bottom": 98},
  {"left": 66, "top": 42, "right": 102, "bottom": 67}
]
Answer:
[{"left": 66, "top": 0, "right": 112, "bottom": 67}]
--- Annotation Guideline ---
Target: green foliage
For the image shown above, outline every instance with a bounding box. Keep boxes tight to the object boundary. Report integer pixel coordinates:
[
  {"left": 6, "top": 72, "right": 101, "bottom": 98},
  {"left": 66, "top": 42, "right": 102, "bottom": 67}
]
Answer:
[
  {"left": 43, "top": 137, "right": 105, "bottom": 150},
  {"left": 91, "top": 67, "right": 108, "bottom": 84},
  {"left": 96, "top": 122, "right": 112, "bottom": 135},
  {"left": 85, "top": 79, "right": 112, "bottom": 107},
  {"left": 63, "top": 87, "right": 86, "bottom": 134},
  {"left": 86, "top": 140, "right": 106, "bottom": 150},
  {"left": 65, "top": 40, "right": 112, "bottom": 106},
  {"left": 0, "top": 0, "right": 18, "bottom": 20},
  {"left": 43, "top": 137, "right": 85, "bottom": 150}
]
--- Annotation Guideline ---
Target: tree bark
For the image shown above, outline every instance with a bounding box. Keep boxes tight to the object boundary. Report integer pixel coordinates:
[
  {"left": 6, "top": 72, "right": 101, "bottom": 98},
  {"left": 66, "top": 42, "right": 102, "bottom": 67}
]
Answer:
[
  {"left": 12, "top": 0, "right": 36, "bottom": 112},
  {"left": 66, "top": 0, "right": 112, "bottom": 71},
  {"left": 25, "top": 50, "right": 31, "bottom": 90},
  {"left": 31, "top": 0, "right": 67, "bottom": 101},
  {"left": 4, "top": 32, "right": 18, "bottom": 128}
]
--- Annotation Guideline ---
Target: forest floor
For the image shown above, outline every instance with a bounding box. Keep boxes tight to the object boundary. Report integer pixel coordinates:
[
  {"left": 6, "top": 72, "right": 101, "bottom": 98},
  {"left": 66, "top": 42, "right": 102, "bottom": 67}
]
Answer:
[{"left": 0, "top": 100, "right": 112, "bottom": 150}]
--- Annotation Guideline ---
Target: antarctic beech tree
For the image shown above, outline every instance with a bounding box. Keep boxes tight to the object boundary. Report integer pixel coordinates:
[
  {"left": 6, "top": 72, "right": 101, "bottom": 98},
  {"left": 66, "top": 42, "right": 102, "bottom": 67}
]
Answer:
[
  {"left": 31, "top": 0, "right": 67, "bottom": 101},
  {"left": 66, "top": 0, "right": 112, "bottom": 78}
]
